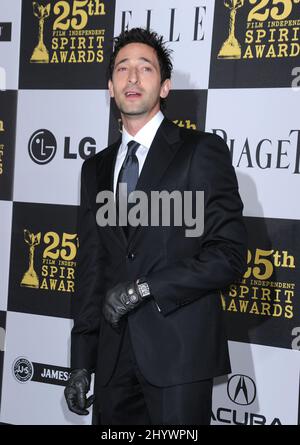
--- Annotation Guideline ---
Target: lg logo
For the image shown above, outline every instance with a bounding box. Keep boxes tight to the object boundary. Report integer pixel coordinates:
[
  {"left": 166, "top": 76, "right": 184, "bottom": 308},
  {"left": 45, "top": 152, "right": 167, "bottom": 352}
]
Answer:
[
  {"left": 28, "top": 129, "right": 57, "bottom": 164},
  {"left": 28, "top": 129, "right": 97, "bottom": 164},
  {"left": 227, "top": 374, "right": 256, "bottom": 406}
]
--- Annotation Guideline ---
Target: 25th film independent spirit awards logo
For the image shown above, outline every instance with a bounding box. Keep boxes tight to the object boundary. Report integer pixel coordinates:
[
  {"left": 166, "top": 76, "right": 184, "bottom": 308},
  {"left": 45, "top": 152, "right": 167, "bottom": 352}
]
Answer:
[
  {"left": 20, "top": 228, "right": 78, "bottom": 293},
  {"left": 221, "top": 217, "right": 300, "bottom": 349},
  {"left": 8, "top": 203, "right": 78, "bottom": 317},
  {"left": 19, "top": 0, "right": 115, "bottom": 88},
  {"left": 222, "top": 245, "right": 295, "bottom": 318},
  {"left": 210, "top": 0, "right": 300, "bottom": 87}
]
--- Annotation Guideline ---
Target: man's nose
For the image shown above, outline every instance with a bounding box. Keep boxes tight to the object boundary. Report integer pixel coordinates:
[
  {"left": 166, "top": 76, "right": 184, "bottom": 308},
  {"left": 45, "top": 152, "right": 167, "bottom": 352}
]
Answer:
[{"left": 128, "top": 67, "right": 139, "bottom": 84}]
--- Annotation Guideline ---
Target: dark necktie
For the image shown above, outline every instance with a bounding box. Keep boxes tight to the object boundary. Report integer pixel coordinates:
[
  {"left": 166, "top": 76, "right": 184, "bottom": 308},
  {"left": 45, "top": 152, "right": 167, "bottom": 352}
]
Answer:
[{"left": 116, "top": 140, "right": 140, "bottom": 236}]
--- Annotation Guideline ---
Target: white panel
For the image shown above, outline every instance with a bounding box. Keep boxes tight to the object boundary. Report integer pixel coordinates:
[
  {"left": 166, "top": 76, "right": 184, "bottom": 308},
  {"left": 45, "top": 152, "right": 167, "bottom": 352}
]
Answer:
[
  {"left": 0, "top": 200, "right": 12, "bottom": 311},
  {"left": 13, "top": 89, "right": 110, "bottom": 205},
  {"left": 114, "top": 0, "right": 215, "bottom": 89},
  {"left": 0, "top": 311, "right": 93, "bottom": 425},
  {"left": 212, "top": 341, "right": 300, "bottom": 425},
  {"left": 206, "top": 88, "right": 300, "bottom": 220},
  {"left": 0, "top": 0, "right": 22, "bottom": 90}
]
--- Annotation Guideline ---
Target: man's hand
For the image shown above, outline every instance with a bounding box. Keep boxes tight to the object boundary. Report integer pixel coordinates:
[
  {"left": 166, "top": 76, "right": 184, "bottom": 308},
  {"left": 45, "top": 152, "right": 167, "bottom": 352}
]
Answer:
[
  {"left": 102, "top": 279, "right": 151, "bottom": 329},
  {"left": 64, "top": 368, "right": 95, "bottom": 415}
]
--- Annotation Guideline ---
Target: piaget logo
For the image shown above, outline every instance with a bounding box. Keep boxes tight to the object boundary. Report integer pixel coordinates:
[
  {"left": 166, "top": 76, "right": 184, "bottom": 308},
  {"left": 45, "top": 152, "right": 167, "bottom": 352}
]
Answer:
[
  {"left": 213, "top": 128, "right": 300, "bottom": 174},
  {"left": 30, "top": 0, "right": 106, "bottom": 64},
  {"left": 219, "top": 0, "right": 300, "bottom": 60},
  {"left": 221, "top": 247, "right": 296, "bottom": 319},
  {"left": 20, "top": 229, "right": 78, "bottom": 292}
]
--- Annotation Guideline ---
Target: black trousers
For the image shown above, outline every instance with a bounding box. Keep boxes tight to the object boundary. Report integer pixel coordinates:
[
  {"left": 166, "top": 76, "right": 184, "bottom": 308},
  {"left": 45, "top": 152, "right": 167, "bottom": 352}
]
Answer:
[{"left": 95, "top": 323, "right": 213, "bottom": 425}]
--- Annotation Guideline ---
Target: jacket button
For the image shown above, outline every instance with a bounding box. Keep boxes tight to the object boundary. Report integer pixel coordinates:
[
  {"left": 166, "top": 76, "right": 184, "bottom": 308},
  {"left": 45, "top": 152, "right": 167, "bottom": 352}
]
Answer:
[{"left": 127, "top": 252, "right": 135, "bottom": 260}]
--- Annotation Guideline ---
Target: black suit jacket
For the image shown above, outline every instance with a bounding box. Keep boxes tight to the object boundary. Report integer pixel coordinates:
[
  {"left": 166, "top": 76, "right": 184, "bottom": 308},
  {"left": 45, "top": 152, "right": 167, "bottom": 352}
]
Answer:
[{"left": 70, "top": 118, "right": 247, "bottom": 389}]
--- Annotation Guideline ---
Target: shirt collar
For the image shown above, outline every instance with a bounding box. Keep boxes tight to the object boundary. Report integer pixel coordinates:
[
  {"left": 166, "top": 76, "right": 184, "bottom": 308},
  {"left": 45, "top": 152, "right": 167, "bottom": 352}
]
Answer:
[{"left": 121, "top": 110, "right": 164, "bottom": 152}]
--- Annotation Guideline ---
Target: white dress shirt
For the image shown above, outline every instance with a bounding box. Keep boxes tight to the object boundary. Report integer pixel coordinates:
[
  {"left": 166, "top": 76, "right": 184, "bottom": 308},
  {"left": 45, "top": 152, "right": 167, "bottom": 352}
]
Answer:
[
  {"left": 113, "top": 110, "right": 164, "bottom": 197},
  {"left": 113, "top": 110, "right": 164, "bottom": 312}
]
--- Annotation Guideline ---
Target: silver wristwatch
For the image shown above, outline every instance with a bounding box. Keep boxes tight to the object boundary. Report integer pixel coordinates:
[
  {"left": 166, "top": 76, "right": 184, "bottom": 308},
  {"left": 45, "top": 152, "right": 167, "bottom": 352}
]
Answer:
[{"left": 136, "top": 277, "right": 151, "bottom": 299}]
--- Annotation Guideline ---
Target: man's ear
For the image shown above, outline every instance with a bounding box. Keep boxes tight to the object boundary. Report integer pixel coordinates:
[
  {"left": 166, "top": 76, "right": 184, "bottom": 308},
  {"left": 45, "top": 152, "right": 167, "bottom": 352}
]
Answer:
[
  {"left": 160, "top": 78, "right": 171, "bottom": 99},
  {"left": 108, "top": 79, "right": 114, "bottom": 98}
]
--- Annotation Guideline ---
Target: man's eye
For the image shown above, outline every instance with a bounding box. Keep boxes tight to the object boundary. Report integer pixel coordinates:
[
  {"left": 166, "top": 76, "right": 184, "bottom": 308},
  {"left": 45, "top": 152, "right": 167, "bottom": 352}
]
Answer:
[
  {"left": 117, "top": 66, "right": 127, "bottom": 71},
  {"left": 143, "top": 66, "right": 152, "bottom": 72}
]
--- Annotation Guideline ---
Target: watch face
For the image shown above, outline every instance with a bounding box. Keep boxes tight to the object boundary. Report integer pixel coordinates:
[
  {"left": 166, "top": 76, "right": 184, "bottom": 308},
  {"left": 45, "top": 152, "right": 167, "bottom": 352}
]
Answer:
[{"left": 138, "top": 282, "right": 150, "bottom": 298}]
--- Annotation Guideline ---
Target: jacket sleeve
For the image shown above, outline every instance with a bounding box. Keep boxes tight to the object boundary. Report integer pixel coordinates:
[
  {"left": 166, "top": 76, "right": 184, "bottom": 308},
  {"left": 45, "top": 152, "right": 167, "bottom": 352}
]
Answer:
[
  {"left": 70, "top": 160, "right": 106, "bottom": 372},
  {"left": 147, "top": 133, "right": 248, "bottom": 316}
]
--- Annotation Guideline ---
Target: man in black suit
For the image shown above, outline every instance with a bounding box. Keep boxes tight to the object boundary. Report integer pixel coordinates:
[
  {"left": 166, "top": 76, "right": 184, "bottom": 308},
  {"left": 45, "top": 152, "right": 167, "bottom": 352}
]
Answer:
[{"left": 64, "top": 28, "right": 247, "bottom": 425}]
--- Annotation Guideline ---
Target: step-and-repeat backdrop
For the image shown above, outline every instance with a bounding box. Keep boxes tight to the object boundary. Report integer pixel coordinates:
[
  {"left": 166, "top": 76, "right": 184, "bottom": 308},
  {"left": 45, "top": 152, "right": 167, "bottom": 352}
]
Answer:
[{"left": 0, "top": 0, "right": 300, "bottom": 425}]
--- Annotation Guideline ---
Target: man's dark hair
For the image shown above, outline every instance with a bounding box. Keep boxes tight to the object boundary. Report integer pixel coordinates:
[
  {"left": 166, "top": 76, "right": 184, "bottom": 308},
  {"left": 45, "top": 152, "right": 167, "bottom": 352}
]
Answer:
[{"left": 108, "top": 27, "right": 173, "bottom": 83}]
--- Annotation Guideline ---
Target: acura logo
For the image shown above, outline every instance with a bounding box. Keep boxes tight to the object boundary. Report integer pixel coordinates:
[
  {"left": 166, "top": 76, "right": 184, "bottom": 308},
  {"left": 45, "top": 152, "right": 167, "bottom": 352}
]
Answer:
[{"left": 227, "top": 374, "right": 256, "bottom": 406}]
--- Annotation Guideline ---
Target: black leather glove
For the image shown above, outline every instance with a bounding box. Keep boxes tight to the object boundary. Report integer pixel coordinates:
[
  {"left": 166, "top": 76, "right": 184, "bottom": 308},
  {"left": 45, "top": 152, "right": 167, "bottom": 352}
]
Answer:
[
  {"left": 64, "top": 368, "right": 95, "bottom": 415},
  {"left": 102, "top": 278, "right": 151, "bottom": 330}
]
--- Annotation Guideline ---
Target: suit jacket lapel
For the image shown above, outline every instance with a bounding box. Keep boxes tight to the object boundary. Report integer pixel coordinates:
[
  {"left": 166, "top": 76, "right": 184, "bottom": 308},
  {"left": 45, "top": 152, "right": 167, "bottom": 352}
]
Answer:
[{"left": 96, "top": 136, "right": 128, "bottom": 249}]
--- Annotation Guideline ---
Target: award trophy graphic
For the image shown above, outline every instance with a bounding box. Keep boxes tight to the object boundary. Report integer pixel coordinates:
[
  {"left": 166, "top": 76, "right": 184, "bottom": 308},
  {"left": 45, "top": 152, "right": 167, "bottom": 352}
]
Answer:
[
  {"left": 218, "top": 0, "right": 244, "bottom": 59},
  {"left": 30, "top": 2, "right": 51, "bottom": 63},
  {"left": 20, "top": 229, "right": 41, "bottom": 288}
]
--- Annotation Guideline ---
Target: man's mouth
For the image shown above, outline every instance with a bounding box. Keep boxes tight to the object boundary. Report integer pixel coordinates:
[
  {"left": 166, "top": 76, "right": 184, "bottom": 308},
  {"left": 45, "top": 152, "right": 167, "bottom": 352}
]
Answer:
[{"left": 125, "top": 91, "right": 142, "bottom": 98}]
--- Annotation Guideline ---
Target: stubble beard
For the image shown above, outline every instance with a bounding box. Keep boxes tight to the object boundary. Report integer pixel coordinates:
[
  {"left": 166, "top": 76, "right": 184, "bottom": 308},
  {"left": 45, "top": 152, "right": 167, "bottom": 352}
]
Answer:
[
  {"left": 116, "top": 92, "right": 160, "bottom": 118},
  {"left": 118, "top": 101, "right": 149, "bottom": 117}
]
